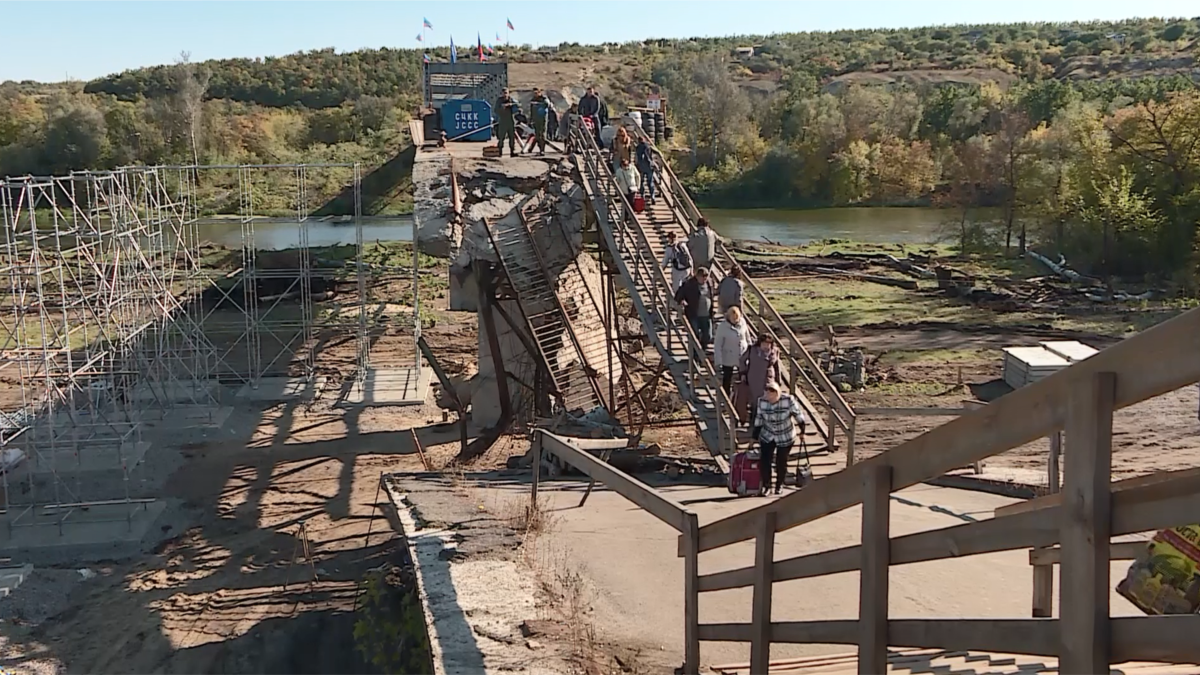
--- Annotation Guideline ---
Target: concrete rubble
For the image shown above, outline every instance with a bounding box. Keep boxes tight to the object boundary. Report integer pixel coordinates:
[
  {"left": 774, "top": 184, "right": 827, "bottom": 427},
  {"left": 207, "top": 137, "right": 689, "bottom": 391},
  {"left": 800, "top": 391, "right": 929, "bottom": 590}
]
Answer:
[{"left": 417, "top": 152, "right": 622, "bottom": 428}]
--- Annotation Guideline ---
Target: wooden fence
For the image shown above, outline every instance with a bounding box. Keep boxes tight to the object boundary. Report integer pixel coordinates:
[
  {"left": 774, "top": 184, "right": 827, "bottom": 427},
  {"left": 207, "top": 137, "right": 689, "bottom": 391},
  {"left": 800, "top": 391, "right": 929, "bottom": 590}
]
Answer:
[{"left": 675, "top": 306, "right": 1200, "bottom": 674}]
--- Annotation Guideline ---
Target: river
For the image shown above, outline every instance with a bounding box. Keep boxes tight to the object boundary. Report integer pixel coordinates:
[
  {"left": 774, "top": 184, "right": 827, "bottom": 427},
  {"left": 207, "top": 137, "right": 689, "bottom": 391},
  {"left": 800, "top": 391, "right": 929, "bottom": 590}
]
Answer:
[{"left": 198, "top": 207, "right": 950, "bottom": 250}]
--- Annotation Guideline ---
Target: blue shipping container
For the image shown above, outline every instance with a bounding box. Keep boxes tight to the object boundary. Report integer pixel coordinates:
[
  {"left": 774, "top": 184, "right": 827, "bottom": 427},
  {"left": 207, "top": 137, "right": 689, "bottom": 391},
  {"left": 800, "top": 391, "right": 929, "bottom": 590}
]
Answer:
[{"left": 441, "top": 99, "right": 493, "bottom": 142}]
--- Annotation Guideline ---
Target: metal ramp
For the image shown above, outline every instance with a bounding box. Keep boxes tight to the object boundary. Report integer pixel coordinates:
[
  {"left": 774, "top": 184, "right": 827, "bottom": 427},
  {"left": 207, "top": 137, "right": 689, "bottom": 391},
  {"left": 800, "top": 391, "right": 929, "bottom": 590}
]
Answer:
[
  {"left": 570, "top": 124, "right": 852, "bottom": 467},
  {"left": 484, "top": 199, "right": 607, "bottom": 414}
]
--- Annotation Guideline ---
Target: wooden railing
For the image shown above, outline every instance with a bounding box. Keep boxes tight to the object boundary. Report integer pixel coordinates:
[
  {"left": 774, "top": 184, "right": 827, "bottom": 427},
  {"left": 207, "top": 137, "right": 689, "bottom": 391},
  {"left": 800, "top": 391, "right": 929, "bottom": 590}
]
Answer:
[
  {"left": 676, "top": 306, "right": 1200, "bottom": 674},
  {"left": 625, "top": 121, "right": 856, "bottom": 454},
  {"left": 570, "top": 123, "right": 740, "bottom": 468},
  {"left": 532, "top": 430, "right": 701, "bottom": 673}
]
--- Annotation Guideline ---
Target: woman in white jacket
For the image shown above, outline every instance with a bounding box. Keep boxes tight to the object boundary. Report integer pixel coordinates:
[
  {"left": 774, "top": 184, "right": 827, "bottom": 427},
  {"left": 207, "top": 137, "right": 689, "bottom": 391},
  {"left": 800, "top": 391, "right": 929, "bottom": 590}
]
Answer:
[{"left": 714, "top": 305, "right": 752, "bottom": 396}]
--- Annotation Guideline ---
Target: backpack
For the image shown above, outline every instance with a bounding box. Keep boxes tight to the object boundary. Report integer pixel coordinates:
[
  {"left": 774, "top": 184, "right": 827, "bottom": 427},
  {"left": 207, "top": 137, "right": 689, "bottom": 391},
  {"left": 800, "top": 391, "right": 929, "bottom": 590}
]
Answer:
[{"left": 671, "top": 242, "right": 692, "bottom": 270}]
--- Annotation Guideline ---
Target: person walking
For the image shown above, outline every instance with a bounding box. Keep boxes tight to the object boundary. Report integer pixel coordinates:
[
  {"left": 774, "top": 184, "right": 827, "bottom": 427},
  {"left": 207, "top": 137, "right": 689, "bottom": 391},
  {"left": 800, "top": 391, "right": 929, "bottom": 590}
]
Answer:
[
  {"left": 547, "top": 104, "right": 560, "bottom": 143},
  {"left": 674, "top": 266, "right": 717, "bottom": 355},
  {"left": 578, "top": 86, "right": 602, "bottom": 144},
  {"left": 752, "top": 380, "right": 808, "bottom": 495},
  {"left": 688, "top": 216, "right": 718, "bottom": 272},
  {"left": 612, "top": 126, "right": 633, "bottom": 173},
  {"left": 714, "top": 305, "right": 752, "bottom": 396},
  {"left": 614, "top": 158, "right": 640, "bottom": 204},
  {"left": 529, "top": 88, "right": 550, "bottom": 156},
  {"left": 635, "top": 135, "right": 656, "bottom": 204},
  {"left": 662, "top": 231, "right": 692, "bottom": 294},
  {"left": 739, "top": 333, "right": 782, "bottom": 430},
  {"left": 494, "top": 88, "right": 519, "bottom": 157},
  {"left": 718, "top": 265, "right": 745, "bottom": 313}
]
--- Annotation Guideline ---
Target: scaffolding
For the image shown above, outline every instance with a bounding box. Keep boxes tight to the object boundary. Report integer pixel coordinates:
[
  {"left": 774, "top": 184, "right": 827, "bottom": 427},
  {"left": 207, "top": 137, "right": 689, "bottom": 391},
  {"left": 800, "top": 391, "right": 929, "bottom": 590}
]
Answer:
[{"left": 0, "top": 162, "right": 416, "bottom": 534}]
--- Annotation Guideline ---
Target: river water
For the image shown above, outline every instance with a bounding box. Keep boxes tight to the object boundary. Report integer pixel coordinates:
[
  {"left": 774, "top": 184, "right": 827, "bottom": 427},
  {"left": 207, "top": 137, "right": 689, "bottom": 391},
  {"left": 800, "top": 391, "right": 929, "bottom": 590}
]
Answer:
[{"left": 198, "top": 207, "right": 950, "bottom": 250}]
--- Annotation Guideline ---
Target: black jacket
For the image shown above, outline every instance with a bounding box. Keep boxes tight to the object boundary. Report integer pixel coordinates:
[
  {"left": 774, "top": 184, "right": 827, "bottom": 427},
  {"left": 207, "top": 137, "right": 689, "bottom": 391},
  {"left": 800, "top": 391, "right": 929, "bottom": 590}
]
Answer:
[
  {"left": 579, "top": 93, "right": 600, "bottom": 117},
  {"left": 674, "top": 276, "right": 717, "bottom": 320}
]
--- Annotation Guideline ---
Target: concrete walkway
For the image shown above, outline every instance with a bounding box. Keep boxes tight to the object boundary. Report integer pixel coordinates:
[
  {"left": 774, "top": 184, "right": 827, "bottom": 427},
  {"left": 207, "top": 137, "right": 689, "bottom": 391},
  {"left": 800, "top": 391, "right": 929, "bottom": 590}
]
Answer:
[{"left": 476, "top": 479, "right": 1144, "bottom": 671}]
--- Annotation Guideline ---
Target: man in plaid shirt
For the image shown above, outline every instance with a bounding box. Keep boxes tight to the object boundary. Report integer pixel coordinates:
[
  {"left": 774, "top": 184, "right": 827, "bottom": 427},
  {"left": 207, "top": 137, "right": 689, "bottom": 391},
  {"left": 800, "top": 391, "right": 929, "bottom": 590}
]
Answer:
[{"left": 752, "top": 381, "right": 808, "bottom": 495}]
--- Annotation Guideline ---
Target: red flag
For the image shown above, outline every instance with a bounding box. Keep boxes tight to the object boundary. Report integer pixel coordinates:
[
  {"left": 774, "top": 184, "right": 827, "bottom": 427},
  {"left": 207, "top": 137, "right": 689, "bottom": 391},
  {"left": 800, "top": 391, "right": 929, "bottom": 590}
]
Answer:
[
  {"left": 506, "top": 18, "right": 515, "bottom": 31},
  {"left": 477, "top": 33, "right": 486, "bottom": 61}
]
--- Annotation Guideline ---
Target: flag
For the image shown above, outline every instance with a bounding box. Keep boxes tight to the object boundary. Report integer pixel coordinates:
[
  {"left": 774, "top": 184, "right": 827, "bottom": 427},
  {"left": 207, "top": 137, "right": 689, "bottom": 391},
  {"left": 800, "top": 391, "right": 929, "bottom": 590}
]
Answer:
[
  {"left": 506, "top": 18, "right": 515, "bottom": 31},
  {"left": 449, "top": 37, "right": 457, "bottom": 63},
  {"left": 423, "top": 53, "right": 431, "bottom": 63},
  {"left": 496, "top": 32, "right": 502, "bottom": 42},
  {"left": 477, "top": 33, "right": 486, "bottom": 61},
  {"left": 423, "top": 17, "right": 433, "bottom": 29},
  {"left": 416, "top": 33, "right": 423, "bottom": 42},
  {"left": 485, "top": 44, "right": 494, "bottom": 54}
]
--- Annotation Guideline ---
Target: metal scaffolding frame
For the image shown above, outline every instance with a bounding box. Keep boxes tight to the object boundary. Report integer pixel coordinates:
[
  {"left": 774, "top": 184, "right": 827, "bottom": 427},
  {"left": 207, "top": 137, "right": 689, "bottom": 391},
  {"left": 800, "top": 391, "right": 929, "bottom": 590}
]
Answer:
[{"left": 0, "top": 162, "right": 417, "bottom": 533}]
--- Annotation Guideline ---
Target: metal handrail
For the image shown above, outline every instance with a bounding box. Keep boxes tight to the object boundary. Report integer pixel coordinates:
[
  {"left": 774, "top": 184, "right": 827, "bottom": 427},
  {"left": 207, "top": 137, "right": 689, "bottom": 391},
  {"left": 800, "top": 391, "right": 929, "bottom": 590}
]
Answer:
[
  {"left": 625, "top": 120, "right": 856, "bottom": 439},
  {"left": 570, "top": 122, "right": 740, "bottom": 463}
]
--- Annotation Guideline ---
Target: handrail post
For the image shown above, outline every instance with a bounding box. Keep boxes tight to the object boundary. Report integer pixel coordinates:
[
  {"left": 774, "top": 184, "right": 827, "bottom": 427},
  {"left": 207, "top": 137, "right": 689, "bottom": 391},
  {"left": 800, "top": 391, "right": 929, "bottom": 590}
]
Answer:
[
  {"left": 749, "top": 511, "right": 776, "bottom": 674},
  {"left": 845, "top": 415, "right": 857, "bottom": 468},
  {"left": 531, "top": 431, "right": 542, "bottom": 505},
  {"left": 683, "top": 511, "right": 700, "bottom": 675},
  {"left": 1059, "top": 372, "right": 1115, "bottom": 675},
  {"left": 859, "top": 465, "right": 892, "bottom": 674}
]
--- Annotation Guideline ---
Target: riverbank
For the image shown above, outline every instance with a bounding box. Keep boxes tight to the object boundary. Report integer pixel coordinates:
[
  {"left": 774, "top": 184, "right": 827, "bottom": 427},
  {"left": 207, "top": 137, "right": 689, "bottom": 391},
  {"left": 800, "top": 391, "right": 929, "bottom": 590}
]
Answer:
[{"left": 741, "top": 238, "right": 1199, "bottom": 484}]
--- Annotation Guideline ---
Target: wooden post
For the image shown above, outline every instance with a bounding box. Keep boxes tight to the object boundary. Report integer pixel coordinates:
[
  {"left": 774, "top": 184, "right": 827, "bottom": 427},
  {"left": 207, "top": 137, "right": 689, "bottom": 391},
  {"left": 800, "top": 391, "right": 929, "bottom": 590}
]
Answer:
[
  {"left": 859, "top": 465, "right": 892, "bottom": 674},
  {"left": 845, "top": 416, "right": 857, "bottom": 468},
  {"left": 1059, "top": 372, "right": 1115, "bottom": 674},
  {"left": 827, "top": 404, "right": 839, "bottom": 452},
  {"left": 749, "top": 511, "right": 776, "bottom": 675},
  {"left": 1049, "top": 431, "right": 1062, "bottom": 494},
  {"left": 683, "top": 511, "right": 700, "bottom": 675},
  {"left": 410, "top": 428, "right": 430, "bottom": 471},
  {"left": 1032, "top": 559, "right": 1054, "bottom": 617},
  {"left": 531, "top": 432, "right": 543, "bottom": 505}
]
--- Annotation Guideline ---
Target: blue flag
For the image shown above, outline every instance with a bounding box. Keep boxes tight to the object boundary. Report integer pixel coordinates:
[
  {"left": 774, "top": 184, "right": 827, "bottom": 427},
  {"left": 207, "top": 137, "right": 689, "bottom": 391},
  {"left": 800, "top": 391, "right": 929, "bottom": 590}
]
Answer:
[{"left": 449, "top": 37, "right": 457, "bottom": 63}]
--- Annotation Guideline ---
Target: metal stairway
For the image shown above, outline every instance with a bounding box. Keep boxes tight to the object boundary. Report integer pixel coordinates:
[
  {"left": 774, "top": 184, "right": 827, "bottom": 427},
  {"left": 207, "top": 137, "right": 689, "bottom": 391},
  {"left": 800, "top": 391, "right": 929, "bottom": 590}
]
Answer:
[
  {"left": 569, "top": 122, "right": 857, "bottom": 468},
  {"left": 484, "top": 198, "right": 607, "bottom": 415}
]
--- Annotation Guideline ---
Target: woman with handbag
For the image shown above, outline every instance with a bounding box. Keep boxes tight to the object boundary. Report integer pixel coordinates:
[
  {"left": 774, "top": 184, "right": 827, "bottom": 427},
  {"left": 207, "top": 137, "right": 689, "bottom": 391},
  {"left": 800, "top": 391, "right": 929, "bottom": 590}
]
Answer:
[
  {"left": 739, "top": 333, "right": 782, "bottom": 430},
  {"left": 714, "top": 306, "right": 752, "bottom": 397}
]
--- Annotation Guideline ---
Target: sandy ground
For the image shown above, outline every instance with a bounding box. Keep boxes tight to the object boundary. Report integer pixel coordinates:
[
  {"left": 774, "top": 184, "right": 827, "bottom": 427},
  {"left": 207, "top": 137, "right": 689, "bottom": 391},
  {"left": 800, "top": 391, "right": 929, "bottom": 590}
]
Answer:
[
  {"left": 825, "top": 324, "right": 1200, "bottom": 486},
  {"left": 474, "top": 480, "right": 1150, "bottom": 671}
]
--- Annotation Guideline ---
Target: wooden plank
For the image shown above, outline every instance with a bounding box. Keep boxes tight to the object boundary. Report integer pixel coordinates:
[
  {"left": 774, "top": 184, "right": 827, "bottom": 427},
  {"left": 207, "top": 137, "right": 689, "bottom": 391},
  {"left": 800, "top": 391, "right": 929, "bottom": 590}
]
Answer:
[
  {"left": 995, "top": 467, "right": 1200, "bottom": 518},
  {"left": 699, "top": 623, "right": 1200, "bottom": 668},
  {"left": 683, "top": 512, "right": 700, "bottom": 675},
  {"left": 537, "top": 430, "right": 690, "bottom": 532},
  {"left": 750, "top": 511, "right": 776, "bottom": 675},
  {"left": 859, "top": 466, "right": 891, "bottom": 674},
  {"left": 772, "top": 619, "right": 1060, "bottom": 656},
  {"left": 696, "top": 470, "right": 1200, "bottom": 593},
  {"left": 1030, "top": 540, "right": 1146, "bottom": 566},
  {"left": 689, "top": 307, "right": 1200, "bottom": 554},
  {"left": 1032, "top": 560, "right": 1054, "bottom": 618},
  {"left": 1059, "top": 372, "right": 1115, "bottom": 675},
  {"left": 1111, "top": 615, "right": 1200, "bottom": 663},
  {"left": 856, "top": 407, "right": 968, "bottom": 417}
]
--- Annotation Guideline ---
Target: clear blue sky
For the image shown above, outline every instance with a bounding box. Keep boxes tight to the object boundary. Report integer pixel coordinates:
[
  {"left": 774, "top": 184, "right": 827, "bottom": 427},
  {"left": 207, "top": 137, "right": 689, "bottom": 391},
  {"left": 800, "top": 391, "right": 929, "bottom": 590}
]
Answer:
[{"left": 3, "top": 0, "right": 1197, "bottom": 83}]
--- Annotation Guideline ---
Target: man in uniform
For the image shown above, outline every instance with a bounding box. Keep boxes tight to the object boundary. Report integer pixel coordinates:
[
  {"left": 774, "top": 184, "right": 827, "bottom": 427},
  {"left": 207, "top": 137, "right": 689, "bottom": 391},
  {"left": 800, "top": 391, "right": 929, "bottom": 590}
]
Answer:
[{"left": 494, "top": 88, "right": 519, "bottom": 157}]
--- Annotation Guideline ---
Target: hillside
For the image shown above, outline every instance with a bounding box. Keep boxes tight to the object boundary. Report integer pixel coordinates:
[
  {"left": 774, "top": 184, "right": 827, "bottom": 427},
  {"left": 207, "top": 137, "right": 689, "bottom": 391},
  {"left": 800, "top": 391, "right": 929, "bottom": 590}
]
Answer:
[{"left": 2, "top": 17, "right": 1200, "bottom": 276}]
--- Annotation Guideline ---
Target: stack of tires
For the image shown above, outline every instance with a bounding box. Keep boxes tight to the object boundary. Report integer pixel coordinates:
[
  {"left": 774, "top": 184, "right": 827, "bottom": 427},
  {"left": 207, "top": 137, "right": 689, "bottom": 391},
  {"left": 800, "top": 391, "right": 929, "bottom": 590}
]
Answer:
[
  {"left": 641, "top": 113, "right": 656, "bottom": 143},
  {"left": 654, "top": 111, "right": 666, "bottom": 145}
]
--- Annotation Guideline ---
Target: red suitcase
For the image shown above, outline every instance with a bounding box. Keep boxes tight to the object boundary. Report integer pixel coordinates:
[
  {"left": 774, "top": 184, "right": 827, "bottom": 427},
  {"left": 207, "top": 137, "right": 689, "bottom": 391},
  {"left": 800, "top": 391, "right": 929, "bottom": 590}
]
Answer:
[
  {"left": 632, "top": 194, "right": 646, "bottom": 213},
  {"left": 729, "top": 450, "right": 763, "bottom": 497}
]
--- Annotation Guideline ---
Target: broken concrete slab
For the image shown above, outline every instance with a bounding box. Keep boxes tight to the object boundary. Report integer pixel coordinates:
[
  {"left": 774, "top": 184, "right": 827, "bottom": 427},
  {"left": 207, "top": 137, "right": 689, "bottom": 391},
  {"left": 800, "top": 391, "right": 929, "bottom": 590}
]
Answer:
[
  {"left": 127, "top": 379, "right": 216, "bottom": 405},
  {"left": 0, "top": 564, "right": 33, "bottom": 598},
  {"left": 235, "top": 376, "right": 327, "bottom": 403},
  {"left": 0, "top": 500, "right": 166, "bottom": 563},
  {"left": 30, "top": 440, "right": 150, "bottom": 475},
  {"left": 339, "top": 367, "right": 432, "bottom": 407}
]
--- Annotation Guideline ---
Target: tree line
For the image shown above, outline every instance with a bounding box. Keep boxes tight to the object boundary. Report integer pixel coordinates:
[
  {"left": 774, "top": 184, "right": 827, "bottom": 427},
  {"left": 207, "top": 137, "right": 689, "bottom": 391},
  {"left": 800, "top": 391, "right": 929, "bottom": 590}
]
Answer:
[{"left": 655, "top": 57, "right": 1200, "bottom": 286}]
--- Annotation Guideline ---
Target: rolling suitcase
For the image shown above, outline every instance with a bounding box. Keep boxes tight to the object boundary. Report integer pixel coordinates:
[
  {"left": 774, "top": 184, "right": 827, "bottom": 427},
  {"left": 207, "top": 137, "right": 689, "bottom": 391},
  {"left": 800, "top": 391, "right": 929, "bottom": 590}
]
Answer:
[
  {"left": 729, "top": 450, "right": 762, "bottom": 497},
  {"left": 632, "top": 194, "right": 646, "bottom": 213}
]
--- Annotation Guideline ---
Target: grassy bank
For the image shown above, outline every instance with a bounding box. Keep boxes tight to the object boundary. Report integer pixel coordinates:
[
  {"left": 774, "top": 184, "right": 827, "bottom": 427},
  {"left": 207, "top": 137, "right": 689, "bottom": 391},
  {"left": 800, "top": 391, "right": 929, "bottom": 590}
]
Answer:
[{"left": 742, "top": 239, "right": 1190, "bottom": 338}]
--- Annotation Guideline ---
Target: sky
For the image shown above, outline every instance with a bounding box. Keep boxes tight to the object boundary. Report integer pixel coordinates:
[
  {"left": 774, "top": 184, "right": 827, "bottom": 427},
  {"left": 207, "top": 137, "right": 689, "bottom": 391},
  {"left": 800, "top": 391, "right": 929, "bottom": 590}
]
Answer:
[{"left": 2, "top": 0, "right": 1197, "bottom": 83}]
